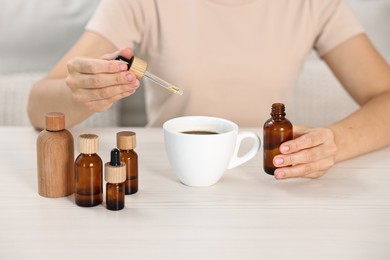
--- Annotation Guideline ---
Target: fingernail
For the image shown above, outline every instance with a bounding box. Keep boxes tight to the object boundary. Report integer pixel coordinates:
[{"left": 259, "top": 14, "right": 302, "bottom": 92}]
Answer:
[
  {"left": 280, "top": 145, "right": 289, "bottom": 153},
  {"left": 125, "top": 73, "right": 134, "bottom": 82},
  {"left": 275, "top": 170, "right": 286, "bottom": 179},
  {"left": 119, "top": 63, "right": 128, "bottom": 71},
  {"left": 275, "top": 157, "right": 283, "bottom": 166}
]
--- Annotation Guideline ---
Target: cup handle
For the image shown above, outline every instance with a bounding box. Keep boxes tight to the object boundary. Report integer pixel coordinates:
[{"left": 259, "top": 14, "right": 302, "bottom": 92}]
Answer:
[{"left": 227, "top": 131, "right": 261, "bottom": 169}]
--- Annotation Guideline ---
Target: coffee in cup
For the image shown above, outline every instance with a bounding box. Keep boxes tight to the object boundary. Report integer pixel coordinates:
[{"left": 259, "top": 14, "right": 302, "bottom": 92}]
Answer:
[{"left": 163, "top": 116, "right": 261, "bottom": 187}]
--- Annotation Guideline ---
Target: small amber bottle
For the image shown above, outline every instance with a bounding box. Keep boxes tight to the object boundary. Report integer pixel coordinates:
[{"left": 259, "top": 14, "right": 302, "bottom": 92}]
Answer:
[
  {"left": 105, "top": 148, "right": 126, "bottom": 211},
  {"left": 74, "top": 134, "right": 103, "bottom": 207},
  {"left": 263, "top": 103, "right": 293, "bottom": 175},
  {"left": 37, "top": 112, "right": 74, "bottom": 198},
  {"left": 117, "top": 131, "right": 138, "bottom": 194}
]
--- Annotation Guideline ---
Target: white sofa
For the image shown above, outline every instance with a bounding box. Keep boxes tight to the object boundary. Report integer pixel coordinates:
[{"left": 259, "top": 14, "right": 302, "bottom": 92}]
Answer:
[
  {"left": 0, "top": 0, "right": 146, "bottom": 128},
  {"left": 0, "top": 0, "right": 389, "bottom": 127}
]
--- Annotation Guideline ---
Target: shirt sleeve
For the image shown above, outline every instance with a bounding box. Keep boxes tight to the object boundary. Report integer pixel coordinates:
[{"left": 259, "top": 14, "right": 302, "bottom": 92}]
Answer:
[
  {"left": 85, "top": 0, "right": 145, "bottom": 50},
  {"left": 314, "top": 0, "right": 365, "bottom": 57}
]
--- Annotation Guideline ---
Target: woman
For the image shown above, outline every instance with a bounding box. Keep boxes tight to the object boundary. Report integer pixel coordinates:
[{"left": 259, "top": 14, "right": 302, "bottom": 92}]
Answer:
[{"left": 28, "top": 0, "right": 390, "bottom": 179}]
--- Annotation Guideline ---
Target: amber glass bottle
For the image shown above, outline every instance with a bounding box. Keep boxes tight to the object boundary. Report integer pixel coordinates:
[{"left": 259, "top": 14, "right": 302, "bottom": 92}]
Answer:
[
  {"left": 74, "top": 134, "right": 103, "bottom": 207},
  {"left": 263, "top": 103, "right": 293, "bottom": 175},
  {"left": 117, "top": 131, "right": 138, "bottom": 194},
  {"left": 105, "top": 148, "right": 126, "bottom": 211}
]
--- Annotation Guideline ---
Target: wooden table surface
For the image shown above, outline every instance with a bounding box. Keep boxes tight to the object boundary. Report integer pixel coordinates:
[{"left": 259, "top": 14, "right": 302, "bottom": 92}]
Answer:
[{"left": 0, "top": 127, "right": 389, "bottom": 260}]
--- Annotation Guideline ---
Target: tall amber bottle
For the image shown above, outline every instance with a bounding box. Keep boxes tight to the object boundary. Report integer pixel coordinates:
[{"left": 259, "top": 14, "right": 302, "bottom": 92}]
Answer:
[
  {"left": 37, "top": 112, "right": 74, "bottom": 197},
  {"left": 117, "top": 131, "right": 138, "bottom": 194},
  {"left": 105, "top": 148, "right": 126, "bottom": 211},
  {"left": 74, "top": 134, "right": 103, "bottom": 207},
  {"left": 263, "top": 103, "right": 293, "bottom": 175}
]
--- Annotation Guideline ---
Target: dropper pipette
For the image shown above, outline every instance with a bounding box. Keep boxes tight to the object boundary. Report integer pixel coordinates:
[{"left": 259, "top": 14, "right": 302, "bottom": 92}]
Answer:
[{"left": 116, "top": 56, "right": 183, "bottom": 96}]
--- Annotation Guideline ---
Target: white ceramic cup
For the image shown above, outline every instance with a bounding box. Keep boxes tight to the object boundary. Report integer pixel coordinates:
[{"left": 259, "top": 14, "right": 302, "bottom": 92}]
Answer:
[{"left": 163, "top": 116, "right": 261, "bottom": 187}]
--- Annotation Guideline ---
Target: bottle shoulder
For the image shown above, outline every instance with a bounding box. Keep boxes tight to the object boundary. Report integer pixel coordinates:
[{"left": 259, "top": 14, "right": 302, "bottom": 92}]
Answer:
[
  {"left": 75, "top": 153, "right": 103, "bottom": 165},
  {"left": 120, "top": 149, "right": 138, "bottom": 158},
  {"left": 37, "top": 130, "right": 74, "bottom": 158},
  {"left": 263, "top": 118, "right": 292, "bottom": 128},
  {"left": 37, "top": 129, "right": 74, "bottom": 142}
]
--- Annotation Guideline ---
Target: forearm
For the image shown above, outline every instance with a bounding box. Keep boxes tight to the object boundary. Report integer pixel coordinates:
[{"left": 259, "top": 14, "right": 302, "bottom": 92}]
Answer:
[
  {"left": 329, "top": 90, "right": 390, "bottom": 162},
  {"left": 27, "top": 78, "right": 94, "bottom": 129}
]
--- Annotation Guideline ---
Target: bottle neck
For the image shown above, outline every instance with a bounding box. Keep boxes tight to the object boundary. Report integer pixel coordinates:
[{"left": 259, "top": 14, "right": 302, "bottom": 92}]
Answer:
[
  {"left": 270, "top": 103, "right": 286, "bottom": 120},
  {"left": 47, "top": 129, "right": 64, "bottom": 132},
  {"left": 271, "top": 114, "right": 285, "bottom": 121},
  {"left": 120, "top": 149, "right": 134, "bottom": 152},
  {"left": 80, "top": 153, "right": 97, "bottom": 156}
]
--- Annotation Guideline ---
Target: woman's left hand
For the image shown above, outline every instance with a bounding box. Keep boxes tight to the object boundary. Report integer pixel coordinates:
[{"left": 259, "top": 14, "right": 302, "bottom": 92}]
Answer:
[{"left": 272, "top": 126, "right": 338, "bottom": 179}]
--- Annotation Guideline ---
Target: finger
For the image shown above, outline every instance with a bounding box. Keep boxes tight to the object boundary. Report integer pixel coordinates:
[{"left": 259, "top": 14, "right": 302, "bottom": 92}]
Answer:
[
  {"left": 66, "top": 72, "right": 139, "bottom": 95},
  {"left": 77, "top": 71, "right": 138, "bottom": 89},
  {"left": 274, "top": 158, "right": 334, "bottom": 179},
  {"left": 100, "top": 50, "right": 121, "bottom": 60},
  {"left": 73, "top": 82, "right": 139, "bottom": 102},
  {"left": 275, "top": 168, "right": 327, "bottom": 179},
  {"left": 117, "top": 48, "right": 135, "bottom": 60},
  {"left": 280, "top": 128, "right": 333, "bottom": 154},
  {"left": 100, "top": 48, "right": 135, "bottom": 61},
  {"left": 67, "top": 56, "right": 128, "bottom": 74},
  {"left": 274, "top": 145, "right": 330, "bottom": 167}
]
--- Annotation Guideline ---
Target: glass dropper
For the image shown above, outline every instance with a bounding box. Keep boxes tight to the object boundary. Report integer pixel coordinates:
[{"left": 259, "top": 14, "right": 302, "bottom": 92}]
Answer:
[
  {"left": 143, "top": 71, "right": 183, "bottom": 95},
  {"left": 116, "top": 56, "right": 183, "bottom": 96}
]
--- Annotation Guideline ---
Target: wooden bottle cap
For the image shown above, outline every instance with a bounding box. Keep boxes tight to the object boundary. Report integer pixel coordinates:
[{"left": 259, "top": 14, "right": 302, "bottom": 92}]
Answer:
[
  {"left": 45, "top": 112, "right": 65, "bottom": 131},
  {"left": 105, "top": 162, "right": 126, "bottom": 184},
  {"left": 78, "top": 134, "right": 99, "bottom": 154},
  {"left": 117, "top": 131, "right": 136, "bottom": 150},
  {"left": 130, "top": 57, "right": 148, "bottom": 80}
]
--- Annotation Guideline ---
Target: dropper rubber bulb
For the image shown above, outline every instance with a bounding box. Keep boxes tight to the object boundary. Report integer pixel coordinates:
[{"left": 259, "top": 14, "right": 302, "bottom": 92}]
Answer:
[{"left": 110, "top": 148, "right": 121, "bottom": 167}]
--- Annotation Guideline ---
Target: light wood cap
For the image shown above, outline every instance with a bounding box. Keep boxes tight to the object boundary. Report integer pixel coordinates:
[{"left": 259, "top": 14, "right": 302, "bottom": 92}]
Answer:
[
  {"left": 117, "top": 131, "right": 136, "bottom": 149},
  {"left": 45, "top": 112, "right": 65, "bottom": 131},
  {"left": 130, "top": 57, "right": 148, "bottom": 80},
  {"left": 105, "top": 162, "right": 126, "bottom": 183},
  {"left": 78, "top": 134, "right": 99, "bottom": 154}
]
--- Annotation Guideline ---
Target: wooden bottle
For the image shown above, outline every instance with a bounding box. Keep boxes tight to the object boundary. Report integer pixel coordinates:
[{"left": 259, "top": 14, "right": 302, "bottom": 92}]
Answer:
[
  {"left": 263, "top": 103, "right": 293, "bottom": 175},
  {"left": 74, "top": 134, "right": 103, "bottom": 207},
  {"left": 117, "top": 131, "right": 138, "bottom": 194},
  {"left": 105, "top": 148, "right": 126, "bottom": 211},
  {"left": 37, "top": 112, "right": 74, "bottom": 197}
]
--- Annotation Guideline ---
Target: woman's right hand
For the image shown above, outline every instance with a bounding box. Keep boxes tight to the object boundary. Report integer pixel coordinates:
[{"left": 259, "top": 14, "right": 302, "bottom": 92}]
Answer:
[{"left": 65, "top": 48, "right": 140, "bottom": 112}]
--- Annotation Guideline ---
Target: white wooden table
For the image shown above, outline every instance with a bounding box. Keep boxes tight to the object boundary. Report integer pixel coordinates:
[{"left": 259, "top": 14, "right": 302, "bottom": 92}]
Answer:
[{"left": 0, "top": 127, "right": 389, "bottom": 259}]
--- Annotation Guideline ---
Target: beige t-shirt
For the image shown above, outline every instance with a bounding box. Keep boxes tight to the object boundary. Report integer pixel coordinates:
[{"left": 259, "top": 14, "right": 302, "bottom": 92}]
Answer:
[{"left": 86, "top": 0, "right": 364, "bottom": 127}]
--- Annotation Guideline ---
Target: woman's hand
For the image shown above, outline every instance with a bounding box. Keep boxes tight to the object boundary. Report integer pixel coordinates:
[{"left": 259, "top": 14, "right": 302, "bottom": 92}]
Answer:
[
  {"left": 65, "top": 48, "right": 140, "bottom": 112},
  {"left": 272, "top": 126, "right": 338, "bottom": 179}
]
